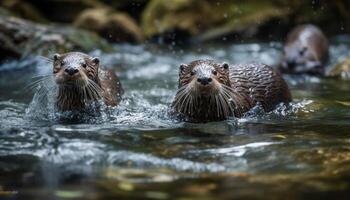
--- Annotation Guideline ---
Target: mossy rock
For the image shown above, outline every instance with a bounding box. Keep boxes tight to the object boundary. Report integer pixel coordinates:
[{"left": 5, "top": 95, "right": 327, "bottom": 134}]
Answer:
[
  {"left": 327, "top": 58, "right": 350, "bottom": 80},
  {"left": 74, "top": 8, "right": 144, "bottom": 43},
  {"left": 0, "top": 7, "right": 14, "bottom": 17},
  {"left": 0, "top": 0, "right": 47, "bottom": 23},
  {"left": 0, "top": 15, "right": 112, "bottom": 61},
  {"left": 141, "top": 0, "right": 290, "bottom": 41}
]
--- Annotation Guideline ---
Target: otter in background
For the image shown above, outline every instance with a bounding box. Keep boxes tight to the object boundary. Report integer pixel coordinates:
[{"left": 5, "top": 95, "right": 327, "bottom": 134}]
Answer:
[
  {"left": 171, "top": 60, "right": 292, "bottom": 122},
  {"left": 52, "top": 52, "right": 123, "bottom": 112},
  {"left": 280, "top": 24, "right": 329, "bottom": 75}
]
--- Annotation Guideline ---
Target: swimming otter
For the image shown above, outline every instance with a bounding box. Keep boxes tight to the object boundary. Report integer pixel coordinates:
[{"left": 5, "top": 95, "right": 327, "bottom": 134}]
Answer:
[
  {"left": 171, "top": 60, "right": 292, "bottom": 122},
  {"left": 53, "top": 52, "right": 123, "bottom": 112},
  {"left": 280, "top": 24, "right": 329, "bottom": 75}
]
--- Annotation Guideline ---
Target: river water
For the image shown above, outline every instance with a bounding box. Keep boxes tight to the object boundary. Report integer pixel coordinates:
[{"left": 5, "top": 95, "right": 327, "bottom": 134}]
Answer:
[{"left": 0, "top": 40, "right": 350, "bottom": 199}]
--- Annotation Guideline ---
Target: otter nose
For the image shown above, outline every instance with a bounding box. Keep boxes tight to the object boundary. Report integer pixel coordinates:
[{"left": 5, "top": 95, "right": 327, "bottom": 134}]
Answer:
[
  {"left": 197, "top": 77, "right": 212, "bottom": 85},
  {"left": 64, "top": 67, "right": 79, "bottom": 76}
]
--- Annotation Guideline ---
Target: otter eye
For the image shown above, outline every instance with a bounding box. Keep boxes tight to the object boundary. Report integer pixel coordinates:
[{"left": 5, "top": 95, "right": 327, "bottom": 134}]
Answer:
[
  {"left": 212, "top": 70, "right": 217, "bottom": 75},
  {"left": 82, "top": 63, "right": 87, "bottom": 68},
  {"left": 222, "top": 63, "right": 229, "bottom": 70},
  {"left": 190, "top": 71, "right": 195, "bottom": 76}
]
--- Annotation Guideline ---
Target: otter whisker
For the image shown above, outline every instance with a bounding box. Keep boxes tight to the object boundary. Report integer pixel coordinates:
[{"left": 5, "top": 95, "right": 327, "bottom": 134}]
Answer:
[
  {"left": 214, "top": 95, "right": 221, "bottom": 118},
  {"left": 221, "top": 85, "right": 244, "bottom": 114},
  {"left": 82, "top": 86, "right": 88, "bottom": 103},
  {"left": 75, "top": 80, "right": 86, "bottom": 102},
  {"left": 38, "top": 56, "right": 53, "bottom": 63},
  {"left": 87, "top": 79, "right": 103, "bottom": 97},
  {"left": 217, "top": 94, "right": 227, "bottom": 118},
  {"left": 189, "top": 95, "right": 195, "bottom": 114},
  {"left": 25, "top": 75, "right": 53, "bottom": 92},
  {"left": 31, "top": 74, "right": 53, "bottom": 79},
  {"left": 219, "top": 87, "right": 236, "bottom": 115},
  {"left": 181, "top": 93, "right": 191, "bottom": 115},
  {"left": 84, "top": 81, "right": 99, "bottom": 100},
  {"left": 87, "top": 84, "right": 101, "bottom": 100},
  {"left": 181, "top": 92, "right": 192, "bottom": 115},
  {"left": 221, "top": 93, "right": 232, "bottom": 117},
  {"left": 85, "top": 84, "right": 96, "bottom": 100},
  {"left": 222, "top": 95, "right": 235, "bottom": 117},
  {"left": 172, "top": 86, "right": 190, "bottom": 110}
]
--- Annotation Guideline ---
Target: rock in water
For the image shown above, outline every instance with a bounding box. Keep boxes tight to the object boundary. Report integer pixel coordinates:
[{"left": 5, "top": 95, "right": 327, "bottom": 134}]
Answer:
[{"left": 327, "top": 58, "right": 350, "bottom": 80}]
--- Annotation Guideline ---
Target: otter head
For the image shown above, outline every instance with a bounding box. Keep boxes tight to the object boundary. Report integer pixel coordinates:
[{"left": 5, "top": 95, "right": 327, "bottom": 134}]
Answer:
[
  {"left": 172, "top": 60, "right": 236, "bottom": 121},
  {"left": 178, "top": 60, "right": 230, "bottom": 95},
  {"left": 53, "top": 52, "right": 100, "bottom": 87},
  {"left": 281, "top": 45, "right": 323, "bottom": 74},
  {"left": 52, "top": 52, "right": 103, "bottom": 111}
]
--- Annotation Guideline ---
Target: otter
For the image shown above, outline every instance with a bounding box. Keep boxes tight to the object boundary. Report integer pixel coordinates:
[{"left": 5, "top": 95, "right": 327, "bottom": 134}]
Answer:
[
  {"left": 52, "top": 52, "right": 123, "bottom": 112},
  {"left": 171, "top": 60, "right": 292, "bottom": 122},
  {"left": 280, "top": 24, "right": 329, "bottom": 75}
]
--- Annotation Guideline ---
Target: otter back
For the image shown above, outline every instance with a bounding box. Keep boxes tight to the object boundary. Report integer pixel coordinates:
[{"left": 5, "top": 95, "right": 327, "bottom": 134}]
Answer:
[{"left": 230, "top": 63, "right": 292, "bottom": 116}]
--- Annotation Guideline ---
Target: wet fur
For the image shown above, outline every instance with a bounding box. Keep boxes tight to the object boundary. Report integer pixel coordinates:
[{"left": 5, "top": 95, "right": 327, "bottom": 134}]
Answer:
[
  {"left": 53, "top": 52, "right": 123, "bottom": 112},
  {"left": 172, "top": 60, "right": 292, "bottom": 122}
]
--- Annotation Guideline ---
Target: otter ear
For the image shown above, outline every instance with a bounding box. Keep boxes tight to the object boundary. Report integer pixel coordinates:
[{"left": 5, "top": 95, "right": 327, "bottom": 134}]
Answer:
[
  {"left": 179, "top": 64, "right": 188, "bottom": 72},
  {"left": 53, "top": 53, "right": 60, "bottom": 61},
  {"left": 91, "top": 57, "right": 100, "bottom": 66},
  {"left": 221, "top": 62, "right": 229, "bottom": 70}
]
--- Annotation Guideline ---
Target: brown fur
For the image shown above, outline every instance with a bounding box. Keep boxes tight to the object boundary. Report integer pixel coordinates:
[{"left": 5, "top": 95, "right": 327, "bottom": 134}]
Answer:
[
  {"left": 53, "top": 52, "right": 123, "bottom": 112},
  {"left": 172, "top": 60, "right": 292, "bottom": 122},
  {"left": 280, "top": 24, "right": 329, "bottom": 75}
]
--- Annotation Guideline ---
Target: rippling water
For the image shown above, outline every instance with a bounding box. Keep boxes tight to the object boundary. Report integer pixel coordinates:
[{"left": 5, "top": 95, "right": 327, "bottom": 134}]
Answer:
[{"left": 0, "top": 39, "right": 350, "bottom": 199}]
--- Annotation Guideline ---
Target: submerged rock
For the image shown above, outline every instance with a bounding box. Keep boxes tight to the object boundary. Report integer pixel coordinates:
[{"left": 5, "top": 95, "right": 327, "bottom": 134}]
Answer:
[
  {"left": 327, "top": 58, "right": 350, "bottom": 80},
  {"left": 74, "top": 8, "right": 144, "bottom": 43},
  {"left": 0, "top": 15, "right": 112, "bottom": 62}
]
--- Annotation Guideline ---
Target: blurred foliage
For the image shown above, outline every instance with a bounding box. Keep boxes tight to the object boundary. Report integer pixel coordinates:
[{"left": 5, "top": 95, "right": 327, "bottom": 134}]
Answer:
[
  {"left": 1, "top": 0, "right": 350, "bottom": 61},
  {"left": 0, "top": 0, "right": 350, "bottom": 42}
]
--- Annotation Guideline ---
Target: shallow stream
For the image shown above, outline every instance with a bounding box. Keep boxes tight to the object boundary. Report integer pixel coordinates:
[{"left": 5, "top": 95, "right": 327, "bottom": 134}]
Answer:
[{"left": 0, "top": 39, "right": 350, "bottom": 199}]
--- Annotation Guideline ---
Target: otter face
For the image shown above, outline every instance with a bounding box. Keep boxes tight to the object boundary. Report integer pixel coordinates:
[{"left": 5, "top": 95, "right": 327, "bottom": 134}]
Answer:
[
  {"left": 282, "top": 45, "right": 322, "bottom": 74},
  {"left": 53, "top": 52, "right": 100, "bottom": 87},
  {"left": 178, "top": 60, "right": 230, "bottom": 96},
  {"left": 172, "top": 60, "right": 236, "bottom": 121}
]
